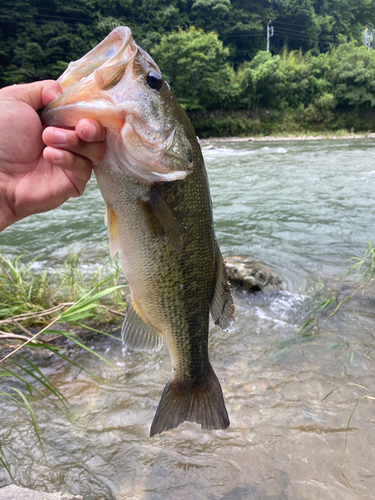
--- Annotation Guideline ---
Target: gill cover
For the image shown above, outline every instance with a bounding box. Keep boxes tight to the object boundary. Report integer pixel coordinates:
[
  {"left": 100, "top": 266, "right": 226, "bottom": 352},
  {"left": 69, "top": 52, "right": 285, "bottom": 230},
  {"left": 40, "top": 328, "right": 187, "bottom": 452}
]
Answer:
[{"left": 41, "top": 27, "right": 193, "bottom": 183}]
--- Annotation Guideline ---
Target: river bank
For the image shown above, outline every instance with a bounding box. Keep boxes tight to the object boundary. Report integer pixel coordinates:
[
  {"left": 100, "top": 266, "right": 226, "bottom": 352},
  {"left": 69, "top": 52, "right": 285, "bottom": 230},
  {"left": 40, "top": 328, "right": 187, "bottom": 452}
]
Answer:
[
  {"left": 189, "top": 107, "right": 375, "bottom": 139},
  {"left": 200, "top": 131, "right": 375, "bottom": 143}
]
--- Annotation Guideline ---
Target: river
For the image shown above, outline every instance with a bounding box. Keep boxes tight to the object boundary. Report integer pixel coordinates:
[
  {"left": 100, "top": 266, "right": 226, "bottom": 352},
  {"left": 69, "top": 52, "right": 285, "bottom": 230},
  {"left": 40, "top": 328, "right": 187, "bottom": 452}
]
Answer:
[{"left": 1, "top": 139, "right": 375, "bottom": 499}]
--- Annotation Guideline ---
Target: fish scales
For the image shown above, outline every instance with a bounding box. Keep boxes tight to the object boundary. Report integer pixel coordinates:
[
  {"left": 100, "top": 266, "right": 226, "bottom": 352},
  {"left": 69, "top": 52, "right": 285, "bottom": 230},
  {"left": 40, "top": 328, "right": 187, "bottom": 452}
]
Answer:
[{"left": 41, "top": 26, "right": 235, "bottom": 436}]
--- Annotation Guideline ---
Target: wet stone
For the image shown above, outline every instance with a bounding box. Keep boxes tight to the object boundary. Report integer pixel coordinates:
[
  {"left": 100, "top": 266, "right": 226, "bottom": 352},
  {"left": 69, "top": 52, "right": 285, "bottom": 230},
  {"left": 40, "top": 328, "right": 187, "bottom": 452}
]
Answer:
[
  {"left": 225, "top": 255, "right": 282, "bottom": 293},
  {"left": 0, "top": 485, "right": 83, "bottom": 500}
]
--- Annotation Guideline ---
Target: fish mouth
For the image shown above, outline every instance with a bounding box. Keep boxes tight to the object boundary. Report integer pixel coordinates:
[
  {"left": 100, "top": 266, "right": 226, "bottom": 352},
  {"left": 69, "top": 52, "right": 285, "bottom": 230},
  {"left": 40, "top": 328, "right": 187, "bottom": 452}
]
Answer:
[
  {"left": 41, "top": 27, "right": 136, "bottom": 129},
  {"left": 41, "top": 26, "right": 193, "bottom": 183}
]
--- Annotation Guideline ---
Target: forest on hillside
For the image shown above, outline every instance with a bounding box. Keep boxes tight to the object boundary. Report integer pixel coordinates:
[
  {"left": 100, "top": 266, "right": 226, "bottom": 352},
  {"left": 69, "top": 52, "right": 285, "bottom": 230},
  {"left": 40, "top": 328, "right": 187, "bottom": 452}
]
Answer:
[{"left": 1, "top": 0, "right": 375, "bottom": 135}]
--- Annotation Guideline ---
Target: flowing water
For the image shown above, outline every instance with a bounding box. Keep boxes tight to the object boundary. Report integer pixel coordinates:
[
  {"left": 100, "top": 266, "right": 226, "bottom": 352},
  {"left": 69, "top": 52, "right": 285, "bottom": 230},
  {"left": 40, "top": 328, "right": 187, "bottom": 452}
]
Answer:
[{"left": 1, "top": 139, "right": 375, "bottom": 499}]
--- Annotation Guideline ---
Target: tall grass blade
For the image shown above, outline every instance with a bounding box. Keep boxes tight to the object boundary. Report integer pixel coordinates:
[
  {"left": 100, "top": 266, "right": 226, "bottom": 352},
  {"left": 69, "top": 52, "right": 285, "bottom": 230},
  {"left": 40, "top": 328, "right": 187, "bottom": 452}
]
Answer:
[
  {"left": 56, "top": 331, "right": 121, "bottom": 371},
  {"left": 11, "top": 358, "right": 70, "bottom": 407},
  {"left": 0, "top": 368, "right": 67, "bottom": 415},
  {"left": 72, "top": 323, "right": 120, "bottom": 340},
  {"left": 7, "top": 387, "right": 45, "bottom": 457},
  {"left": 322, "top": 386, "right": 338, "bottom": 401},
  {"left": 38, "top": 343, "right": 103, "bottom": 382},
  {"left": 60, "top": 285, "right": 123, "bottom": 321},
  {"left": 0, "top": 443, "right": 12, "bottom": 481}
]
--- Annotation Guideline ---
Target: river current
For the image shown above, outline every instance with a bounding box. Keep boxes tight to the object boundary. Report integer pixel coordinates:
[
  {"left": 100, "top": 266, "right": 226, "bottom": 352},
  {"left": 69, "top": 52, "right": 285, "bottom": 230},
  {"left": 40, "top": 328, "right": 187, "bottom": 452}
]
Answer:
[{"left": 1, "top": 139, "right": 375, "bottom": 499}]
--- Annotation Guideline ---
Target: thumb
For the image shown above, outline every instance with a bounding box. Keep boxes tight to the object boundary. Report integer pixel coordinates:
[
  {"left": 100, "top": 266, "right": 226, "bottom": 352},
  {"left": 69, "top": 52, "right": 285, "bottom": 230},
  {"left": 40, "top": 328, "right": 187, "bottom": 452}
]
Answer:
[{"left": 7, "top": 80, "right": 63, "bottom": 111}]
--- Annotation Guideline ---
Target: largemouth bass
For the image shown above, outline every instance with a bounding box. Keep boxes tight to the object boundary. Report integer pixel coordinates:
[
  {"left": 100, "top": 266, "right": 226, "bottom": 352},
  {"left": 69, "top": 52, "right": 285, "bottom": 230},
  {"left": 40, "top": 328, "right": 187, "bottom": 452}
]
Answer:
[{"left": 42, "top": 27, "right": 235, "bottom": 436}]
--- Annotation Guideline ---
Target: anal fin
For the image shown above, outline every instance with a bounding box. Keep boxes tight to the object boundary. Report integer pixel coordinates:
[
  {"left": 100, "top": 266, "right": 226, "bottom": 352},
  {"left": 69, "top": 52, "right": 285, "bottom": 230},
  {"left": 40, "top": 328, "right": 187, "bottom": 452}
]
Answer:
[
  {"left": 121, "top": 298, "right": 163, "bottom": 352},
  {"left": 210, "top": 245, "right": 235, "bottom": 330}
]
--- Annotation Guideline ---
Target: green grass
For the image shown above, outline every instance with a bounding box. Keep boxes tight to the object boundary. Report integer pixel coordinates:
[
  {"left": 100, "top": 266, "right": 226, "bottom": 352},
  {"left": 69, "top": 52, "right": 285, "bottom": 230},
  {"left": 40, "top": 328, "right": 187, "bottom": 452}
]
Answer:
[
  {"left": 0, "top": 252, "right": 127, "bottom": 464},
  {"left": 0, "top": 252, "right": 126, "bottom": 334}
]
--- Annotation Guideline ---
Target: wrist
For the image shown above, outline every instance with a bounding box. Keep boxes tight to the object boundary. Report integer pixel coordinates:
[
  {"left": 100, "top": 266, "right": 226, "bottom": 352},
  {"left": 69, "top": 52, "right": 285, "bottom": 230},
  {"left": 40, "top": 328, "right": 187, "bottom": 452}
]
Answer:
[{"left": 0, "top": 181, "right": 18, "bottom": 232}]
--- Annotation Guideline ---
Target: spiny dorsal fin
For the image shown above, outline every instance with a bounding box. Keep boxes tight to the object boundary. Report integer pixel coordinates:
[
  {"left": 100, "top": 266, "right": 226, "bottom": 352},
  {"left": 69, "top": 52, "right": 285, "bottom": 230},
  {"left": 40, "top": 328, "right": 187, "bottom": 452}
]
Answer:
[
  {"left": 140, "top": 186, "right": 183, "bottom": 252},
  {"left": 105, "top": 204, "right": 120, "bottom": 258},
  {"left": 210, "top": 245, "right": 235, "bottom": 330},
  {"left": 121, "top": 298, "right": 163, "bottom": 352}
]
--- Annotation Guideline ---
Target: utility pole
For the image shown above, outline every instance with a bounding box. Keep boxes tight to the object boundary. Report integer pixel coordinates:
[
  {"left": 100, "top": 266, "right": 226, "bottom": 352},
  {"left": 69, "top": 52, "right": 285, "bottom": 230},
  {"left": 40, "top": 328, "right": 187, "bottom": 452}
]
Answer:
[
  {"left": 267, "top": 20, "right": 274, "bottom": 52},
  {"left": 364, "top": 27, "right": 373, "bottom": 50}
]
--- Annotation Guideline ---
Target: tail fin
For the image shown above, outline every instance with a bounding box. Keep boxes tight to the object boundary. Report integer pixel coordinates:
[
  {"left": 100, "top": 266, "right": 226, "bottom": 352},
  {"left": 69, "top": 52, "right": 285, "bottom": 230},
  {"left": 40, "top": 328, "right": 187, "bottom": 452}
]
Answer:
[{"left": 150, "top": 367, "right": 230, "bottom": 437}]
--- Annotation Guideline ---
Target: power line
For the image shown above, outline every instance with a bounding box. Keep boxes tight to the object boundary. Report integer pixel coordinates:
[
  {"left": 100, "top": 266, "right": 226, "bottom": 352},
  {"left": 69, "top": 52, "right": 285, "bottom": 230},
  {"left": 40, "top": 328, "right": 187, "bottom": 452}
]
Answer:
[
  {"left": 273, "top": 20, "right": 314, "bottom": 28},
  {"left": 0, "top": 10, "right": 336, "bottom": 47},
  {"left": 226, "top": 31, "right": 264, "bottom": 37},
  {"left": 226, "top": 25, "right": 335, "bottom": 43}
]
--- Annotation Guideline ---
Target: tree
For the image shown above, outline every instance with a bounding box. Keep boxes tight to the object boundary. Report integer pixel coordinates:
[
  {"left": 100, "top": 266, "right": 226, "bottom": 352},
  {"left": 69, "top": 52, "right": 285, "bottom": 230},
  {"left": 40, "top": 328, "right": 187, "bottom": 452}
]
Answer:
[
  {"left": 151, "top": 27, "right": 237, "bottom": 110},
  {"left": 237, "top": 51, "right": 280, "bottom": 111},
  {"left": 328, "top": 41, "right": 375, "bottom": 108}
]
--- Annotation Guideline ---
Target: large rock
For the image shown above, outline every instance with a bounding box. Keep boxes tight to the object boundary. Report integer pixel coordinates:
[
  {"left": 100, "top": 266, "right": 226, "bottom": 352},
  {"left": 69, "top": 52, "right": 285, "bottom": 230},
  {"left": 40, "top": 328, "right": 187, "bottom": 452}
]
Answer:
[
  {"left": 225, "top": 256, "right": 282, "bottom": 292},
  {"left": 0, "top": 485, "right": 82, "bottom": 500}
]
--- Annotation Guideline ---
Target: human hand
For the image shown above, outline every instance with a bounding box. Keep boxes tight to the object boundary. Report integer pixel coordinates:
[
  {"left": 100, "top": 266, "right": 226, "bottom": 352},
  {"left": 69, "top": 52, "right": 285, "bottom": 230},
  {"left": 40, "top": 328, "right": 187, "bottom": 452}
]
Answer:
[{"left": 0, "top": 80, "right": 106, "bottom": 231}]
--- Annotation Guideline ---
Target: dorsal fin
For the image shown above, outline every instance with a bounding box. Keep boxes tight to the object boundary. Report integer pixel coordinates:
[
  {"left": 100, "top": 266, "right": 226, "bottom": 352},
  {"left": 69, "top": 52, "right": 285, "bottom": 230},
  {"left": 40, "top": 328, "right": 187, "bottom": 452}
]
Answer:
[
  {"left": 210, "top": 245, "right": 235, "bottom": 330},
  {"left": 122, "top": 298, "right": 163, "bottom": 352},
  {"left": 105, "top": 204, "right": 121, "bottom": 258}
]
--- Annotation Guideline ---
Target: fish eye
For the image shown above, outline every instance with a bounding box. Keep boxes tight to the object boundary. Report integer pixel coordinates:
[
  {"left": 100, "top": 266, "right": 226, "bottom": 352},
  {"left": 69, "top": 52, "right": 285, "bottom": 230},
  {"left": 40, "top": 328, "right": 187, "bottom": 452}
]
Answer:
[{"left": 147, "top": 70, "right": 163, "bottom": 90}]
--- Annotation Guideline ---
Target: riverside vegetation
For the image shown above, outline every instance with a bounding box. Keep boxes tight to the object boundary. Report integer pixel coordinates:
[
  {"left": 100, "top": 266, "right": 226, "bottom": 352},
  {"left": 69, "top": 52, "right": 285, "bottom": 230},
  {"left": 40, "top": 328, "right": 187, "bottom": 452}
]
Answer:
[
  {"left": 1, "top": 1, "right": 375, "bottom": 136},
  {"left": 0, "top": 253, "right": 126, "bottom": 472}
]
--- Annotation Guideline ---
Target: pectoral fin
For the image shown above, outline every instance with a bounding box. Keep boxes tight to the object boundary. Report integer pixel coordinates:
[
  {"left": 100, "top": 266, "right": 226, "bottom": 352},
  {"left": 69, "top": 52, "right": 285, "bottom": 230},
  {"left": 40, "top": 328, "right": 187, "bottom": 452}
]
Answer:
[
  {"left": 122, "top": 298, "right": 163, "bottom": 352},
  {"left": 105, "top": 204, "right": 121, "bottom": 258},
  {"left": 140, "top": 186, "right": 183, "bottom": 251},
  {"left": 210, "top": 245, "right": 235, "bottom": 330}
]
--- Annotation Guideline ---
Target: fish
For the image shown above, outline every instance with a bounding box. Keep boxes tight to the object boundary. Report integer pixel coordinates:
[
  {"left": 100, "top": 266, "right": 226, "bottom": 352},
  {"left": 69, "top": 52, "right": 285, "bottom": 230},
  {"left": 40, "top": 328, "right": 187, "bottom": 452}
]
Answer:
[{"left": 41, "top": 27, "right": 235, "bottom": 436}]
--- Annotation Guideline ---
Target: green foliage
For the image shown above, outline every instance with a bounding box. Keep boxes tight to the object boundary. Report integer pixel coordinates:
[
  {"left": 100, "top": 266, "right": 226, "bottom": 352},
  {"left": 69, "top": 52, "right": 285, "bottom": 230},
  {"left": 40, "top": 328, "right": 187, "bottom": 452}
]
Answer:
[
  {"left": 328, "top": 41, "right": 375, "bottom": 108},
  {"left": 1, "top": 0, "right": 375, "bottom": 86},
  {"left": 232, "top": 44, "right": 375, "bottom": 132},
  {"left": 275, "top": 49, "right": 316, "bottom": 109},
  {"left": 348, "top": 240, "right": 375, "bottom": 281},
  {"left": 0, "top": 275, "right": 125, "bottom": 460},
  {"left": 0, "top": 253, "right": 125, "bottom": 332},
  {"left": 314, "top": 0, "right": 375, "bottom": 42},
  {"left": 151, "top": 27, "right": 237, "bottom": 110},
  {"left": 190, "top": 113, "right": 263, "bottom": 138},
  {"left": 1, "top": 0, "right": 375, "bottom": 134},
  {"left": 192, "top": 0, "right": 231, "bottom": 14},
  {"left": 237, "top": 51, "right": 280, "bottom": 111}
]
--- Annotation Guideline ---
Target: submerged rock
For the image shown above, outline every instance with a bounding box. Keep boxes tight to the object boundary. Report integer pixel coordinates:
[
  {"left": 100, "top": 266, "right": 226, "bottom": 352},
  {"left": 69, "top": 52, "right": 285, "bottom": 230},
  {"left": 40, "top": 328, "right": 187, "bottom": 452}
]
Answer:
[
  {"left": 225, "top": 256, "right": 282, "bottom": 293},
  {"left": 0, "top": 485, "right": 83, "bottom": 500}
]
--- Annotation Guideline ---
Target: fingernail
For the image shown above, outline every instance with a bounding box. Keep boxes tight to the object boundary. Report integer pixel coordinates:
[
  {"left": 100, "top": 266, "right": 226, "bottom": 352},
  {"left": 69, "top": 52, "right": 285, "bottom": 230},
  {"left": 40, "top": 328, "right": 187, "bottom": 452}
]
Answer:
[
  {"left": 51, "top": 129, "right": 67, "bottom": 144},
  {"left": 79, "top": 123, "right": 94, "bottom": 141},
  {"left": 52, "top": 149, "right": 64, "bottom": 162}
]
